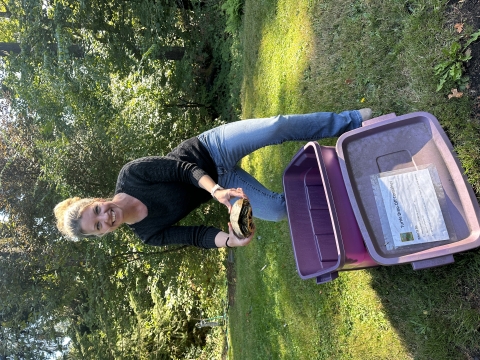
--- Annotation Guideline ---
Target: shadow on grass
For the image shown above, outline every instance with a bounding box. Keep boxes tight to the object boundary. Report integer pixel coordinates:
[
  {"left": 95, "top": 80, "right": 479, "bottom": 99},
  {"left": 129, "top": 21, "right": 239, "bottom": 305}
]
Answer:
[
  {"left": 232, "top": 0, "right": 480, "bottom": 358},
  {"left": 297, "top": 1, "right": 480, "bottom": 357},
  {"left": 369, "top": 251, "right": 480, "bottom": 360}
]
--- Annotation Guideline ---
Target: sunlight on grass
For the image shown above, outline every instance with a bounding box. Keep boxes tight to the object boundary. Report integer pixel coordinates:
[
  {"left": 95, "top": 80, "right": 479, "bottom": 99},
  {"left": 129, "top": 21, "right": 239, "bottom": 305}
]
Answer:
[
  {"left": 230, "top": 0, "right": 480, "bottom": 359},
  {"left": 232, "top": 145, "right": 411, "bottom": 359},
  {"left": 335, "top": 271, "right": 411, "bottom": 359},
  {"left": 241, "top": 0, "right": 314, "bottom": 117},
  {"left": 231, "top": 0, "right": 412, "bottom": 358},
  {"left": 231, "top": 240, "right": 412, "bottom": 359}
]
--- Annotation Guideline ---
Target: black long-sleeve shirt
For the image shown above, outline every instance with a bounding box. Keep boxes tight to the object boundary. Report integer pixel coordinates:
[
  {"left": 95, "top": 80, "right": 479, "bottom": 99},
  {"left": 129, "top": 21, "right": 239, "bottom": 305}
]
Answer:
[{"left": 114, "top": 137, "right": 220, "bottom": 248}]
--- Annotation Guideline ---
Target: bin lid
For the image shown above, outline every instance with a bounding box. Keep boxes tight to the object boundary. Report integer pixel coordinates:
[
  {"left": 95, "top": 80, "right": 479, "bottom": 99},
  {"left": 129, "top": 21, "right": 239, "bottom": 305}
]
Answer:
[
  {"left": 284, "top": 142, "right": 344, "bottom": 280},
  {"left": 283, "top": 142, "right": 375, "bottom": 281},
  {"left": 336, "top": 112, "right": 480, "bottom": 265}
]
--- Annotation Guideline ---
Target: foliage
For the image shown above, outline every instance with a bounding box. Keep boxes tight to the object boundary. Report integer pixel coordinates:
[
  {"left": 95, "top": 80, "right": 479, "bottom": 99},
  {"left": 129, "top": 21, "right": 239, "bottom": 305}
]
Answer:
[
  {"left": 0, "top": 0, "right": 239, "bottom": 358},
  {"left": 221, "top": 0, "right": 244, "bottom": 35},
  {"left": 435, "top": 29, "right": 480, "bottom": 91},
  {"left": 0, "top": 18, "right": 18, "bottom": 43}
]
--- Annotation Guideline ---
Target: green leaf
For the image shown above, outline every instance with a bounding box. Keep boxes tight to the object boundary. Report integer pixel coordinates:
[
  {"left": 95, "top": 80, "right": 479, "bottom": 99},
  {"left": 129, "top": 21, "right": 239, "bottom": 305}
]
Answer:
[
  {"left": 449, "top": 41, "right": 461, "bottom": 56},
  {"left": 434, "top": 60, "right": 454, "bottom": 75},
  {"left": 449, "top": 63, "right": 462, "bottom": 81},
  {"left": 436, "top": 77, "right": 447, "bottom": 91},
  {"left": 465, "top": 29, "right": 480, "bottom": 48}
]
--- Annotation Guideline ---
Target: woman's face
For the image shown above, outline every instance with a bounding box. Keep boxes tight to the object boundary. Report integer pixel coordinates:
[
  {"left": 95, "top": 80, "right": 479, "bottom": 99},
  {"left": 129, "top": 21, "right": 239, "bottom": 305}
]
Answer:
[{"left": 79, "top": 200, "right": 123, "bottom": 236}]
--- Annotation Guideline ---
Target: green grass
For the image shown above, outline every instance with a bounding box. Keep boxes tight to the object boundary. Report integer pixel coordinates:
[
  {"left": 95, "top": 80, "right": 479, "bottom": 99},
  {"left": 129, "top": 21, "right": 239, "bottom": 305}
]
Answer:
[{"left": 227, "top": 0, "right": 480, "bottom": 359}]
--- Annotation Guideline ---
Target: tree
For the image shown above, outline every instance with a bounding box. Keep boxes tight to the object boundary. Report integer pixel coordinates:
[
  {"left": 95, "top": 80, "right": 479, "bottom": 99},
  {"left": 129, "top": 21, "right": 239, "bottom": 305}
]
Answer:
[
  {"left": 0, "top": 5, "right": 17, "bottom": 43},
  {"left": 0, "top": 42, "right": 186, "bottom": 61},
  {"left": 0, "top": 0, "right": 232, "bottom": 357},
  {"left": 0, "top": 0, "right": 11, "bottom": 18}
]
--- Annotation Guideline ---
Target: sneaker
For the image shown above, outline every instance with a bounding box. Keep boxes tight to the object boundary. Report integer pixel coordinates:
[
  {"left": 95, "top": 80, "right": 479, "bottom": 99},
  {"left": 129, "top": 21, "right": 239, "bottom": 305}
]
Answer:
[{"left": 359, "top": 108, "right": 372, "bottom": 121}]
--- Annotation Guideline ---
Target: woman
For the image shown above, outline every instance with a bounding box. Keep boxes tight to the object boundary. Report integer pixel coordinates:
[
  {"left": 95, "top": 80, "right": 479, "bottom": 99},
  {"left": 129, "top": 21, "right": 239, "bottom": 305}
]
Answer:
[{"left": 54, "top": 109, "right": 372, "bottom": 249}]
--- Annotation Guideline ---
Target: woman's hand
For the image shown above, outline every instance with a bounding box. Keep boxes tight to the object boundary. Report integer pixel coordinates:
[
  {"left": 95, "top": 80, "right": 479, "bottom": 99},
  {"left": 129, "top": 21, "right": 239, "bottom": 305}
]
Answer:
[
  {"left": 214, "top": 187, "right": 247, "bottom": 213},
  {"left": 226, "top": 222, "right": 255, "bottom": 247}
]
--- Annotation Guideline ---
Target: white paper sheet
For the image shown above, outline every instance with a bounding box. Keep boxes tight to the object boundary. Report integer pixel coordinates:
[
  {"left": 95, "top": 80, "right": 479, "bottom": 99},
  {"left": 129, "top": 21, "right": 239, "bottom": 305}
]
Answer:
[{"left": 377, "top": 168, "right": 449, "bottom": 248}]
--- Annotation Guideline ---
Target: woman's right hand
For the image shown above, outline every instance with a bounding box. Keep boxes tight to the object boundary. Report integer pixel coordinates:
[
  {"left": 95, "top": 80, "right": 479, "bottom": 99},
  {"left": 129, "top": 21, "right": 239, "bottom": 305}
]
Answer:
[{"left": 215, "top": 187, "right": 247, "bottom": 213}]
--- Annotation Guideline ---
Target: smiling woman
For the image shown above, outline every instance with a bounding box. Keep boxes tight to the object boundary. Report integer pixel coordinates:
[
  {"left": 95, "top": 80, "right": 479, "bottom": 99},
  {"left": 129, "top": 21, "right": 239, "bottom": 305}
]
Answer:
[
  {"left": 54, "top": 197, "right": 111, "bottom": 238},
  {"left": 54, "top": 110, "right": 370, "bottom": 250},
  {"left": 77, "top": 197, "right": 135, "bottom": 236}
]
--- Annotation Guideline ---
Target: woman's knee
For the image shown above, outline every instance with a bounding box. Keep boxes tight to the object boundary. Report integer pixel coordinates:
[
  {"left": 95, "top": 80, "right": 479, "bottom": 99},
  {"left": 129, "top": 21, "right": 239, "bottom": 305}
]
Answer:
[
  {"left": 253, "top": 201, "right": 287, "bottom": 222},
  {"left": 269, "top": 210, "right": 287, "bottom": 222}
]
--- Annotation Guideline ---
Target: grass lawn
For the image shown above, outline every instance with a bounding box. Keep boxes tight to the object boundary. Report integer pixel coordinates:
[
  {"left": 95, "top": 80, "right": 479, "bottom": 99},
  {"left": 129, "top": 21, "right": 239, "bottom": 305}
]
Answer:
[{"left": 227, "top": 0, "right": 480, "bottom": 359}]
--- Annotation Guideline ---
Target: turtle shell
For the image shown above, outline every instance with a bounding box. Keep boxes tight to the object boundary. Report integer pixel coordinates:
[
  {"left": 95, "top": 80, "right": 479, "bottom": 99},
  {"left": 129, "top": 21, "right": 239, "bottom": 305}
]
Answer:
[{"left": 230, "top": 198, "right": 254, "bottom": 239}]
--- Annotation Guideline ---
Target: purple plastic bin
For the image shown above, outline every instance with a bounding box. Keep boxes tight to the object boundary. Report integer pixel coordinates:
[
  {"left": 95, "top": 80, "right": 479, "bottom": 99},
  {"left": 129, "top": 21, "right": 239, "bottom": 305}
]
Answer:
[
  {"left": 283, "top": 142, "right": 377, "bottom": 284},
  {"left": 283, "top": 111, "right": 480, "bottom": 284},
  {"left": 336, "top": 111, "right": 480, "bottom": 267}
]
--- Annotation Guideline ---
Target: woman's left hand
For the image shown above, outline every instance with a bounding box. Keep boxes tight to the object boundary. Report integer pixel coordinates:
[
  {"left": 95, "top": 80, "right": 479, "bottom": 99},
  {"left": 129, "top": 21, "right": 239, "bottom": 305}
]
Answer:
[
  {"left": 226, "top": 222, "right": 255, "bottom": 247},
  {"left": 214, "top": 187, "right": 247, "bottom": 213}
]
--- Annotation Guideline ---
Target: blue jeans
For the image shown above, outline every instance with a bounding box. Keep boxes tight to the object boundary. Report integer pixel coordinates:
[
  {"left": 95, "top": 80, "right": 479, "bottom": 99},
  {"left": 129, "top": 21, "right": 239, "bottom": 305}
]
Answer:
[{"left": 197, "top": 110, "right": 362, "bottom": 221}]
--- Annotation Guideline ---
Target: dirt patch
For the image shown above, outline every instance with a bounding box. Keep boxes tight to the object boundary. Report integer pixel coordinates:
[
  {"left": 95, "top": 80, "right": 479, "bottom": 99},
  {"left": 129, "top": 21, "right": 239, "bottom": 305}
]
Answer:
[{"left": 447, "top": 0, "right": 480, "bottom": 119}]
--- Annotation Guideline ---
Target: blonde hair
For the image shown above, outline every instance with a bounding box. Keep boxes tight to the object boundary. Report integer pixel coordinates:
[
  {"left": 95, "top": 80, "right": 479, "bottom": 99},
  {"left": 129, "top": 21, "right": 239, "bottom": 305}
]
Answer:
[{"left": 54, "top": 197, "right": 96, "bottom": 240}]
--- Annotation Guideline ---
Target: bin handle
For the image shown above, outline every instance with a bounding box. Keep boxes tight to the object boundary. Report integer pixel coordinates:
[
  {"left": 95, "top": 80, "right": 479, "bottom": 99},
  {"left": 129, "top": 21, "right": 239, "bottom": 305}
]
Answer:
[
  {"left": 411, "top": 254, "right": 454, "bottom": 270},
  {"left": 316, "top": 272, "right": 339, "bottom": 284}
]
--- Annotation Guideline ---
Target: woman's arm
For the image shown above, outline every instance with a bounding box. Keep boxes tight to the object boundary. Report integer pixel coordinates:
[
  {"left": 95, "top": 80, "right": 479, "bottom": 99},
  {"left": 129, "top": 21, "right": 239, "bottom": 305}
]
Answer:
[
  {"left": 124, "top": 157, "right": 210, "bottom": 186},
  {"left": 141, "top": 224, "right": 253, "bottom": 249},
  {"left": 214, "top": 222, "right": 254, "bottom": 248},
  {"left": 126, "top": 156, "right": 244, "bottom": 207},
  {"left": 142, "top": 225, "right": 220, "bottom": 248}
]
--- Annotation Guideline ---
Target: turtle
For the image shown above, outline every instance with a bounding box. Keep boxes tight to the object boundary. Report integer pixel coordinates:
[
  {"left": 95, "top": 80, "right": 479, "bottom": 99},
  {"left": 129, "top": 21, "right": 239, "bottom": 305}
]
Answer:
[{"left": 230, "top": 198, "right": 255, "bottom": 239}]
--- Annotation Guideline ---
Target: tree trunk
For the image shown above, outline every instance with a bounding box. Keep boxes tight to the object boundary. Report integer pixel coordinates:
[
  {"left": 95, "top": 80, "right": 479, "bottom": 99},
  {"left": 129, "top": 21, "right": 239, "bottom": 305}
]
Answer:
[
  {"left": 0, "top": 43, "right": 20, "bottom": 55},
  {"left": 175, "top": 0, "right": 205, "bottom": 10},
  {"left": 0, "top": 43, "right": 84, "bottom": 57},
  {"left": 0, "top": 43, "right": 185, "bottom": 60},
  {"left": 0, "top": 11, "right": 11, "bottom": 18},
  {"left": 157, "top": 46, "right": 185, "bottom": 60}
]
